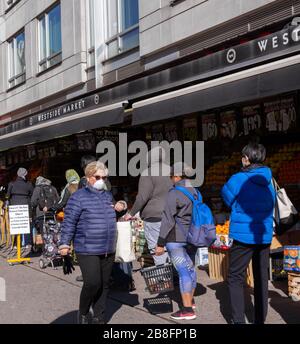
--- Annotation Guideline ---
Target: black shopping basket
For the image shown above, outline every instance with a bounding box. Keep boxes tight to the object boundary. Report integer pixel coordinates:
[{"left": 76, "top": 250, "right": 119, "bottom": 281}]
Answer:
[{"left": 141, "top": 263, "right": 174, "bottom": 295}]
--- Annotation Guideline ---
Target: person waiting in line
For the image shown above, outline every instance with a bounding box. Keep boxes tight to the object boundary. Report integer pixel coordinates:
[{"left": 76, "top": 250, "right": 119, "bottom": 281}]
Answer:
[
  {"left": 31, "top": 176, "right": 60, "bottom": 244},
  {"left": 221, "top": 143, "right": 275, "bottom": 324},
  {"left": 51, "top": 169, "right": 80, "bottom": 212},
  {"left": 6, "top": 168, "right": 34, "bottom": 249},
  {"left": 155, "top": 162, "right": 198, "bottom": 321},
  {"left": 124, "top": 146, "right": 172, "bottom": 266},
  {"left": 59, "top": 161, "right": 127, "bottom": 324}
]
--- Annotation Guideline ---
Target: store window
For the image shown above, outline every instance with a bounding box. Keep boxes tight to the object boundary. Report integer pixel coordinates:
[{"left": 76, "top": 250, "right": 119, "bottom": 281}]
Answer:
[
  {"left": 105, "top": 0, "right": 139, "bottom": 59},
  {"left": 88, "top": 0, "right": 95, "bottom": 66},
  {"left": 38, "top": 3, "right": 62, "bottom": 72},
  {"left": 8, "top": 30, "right": 26, "bottom": 89}
]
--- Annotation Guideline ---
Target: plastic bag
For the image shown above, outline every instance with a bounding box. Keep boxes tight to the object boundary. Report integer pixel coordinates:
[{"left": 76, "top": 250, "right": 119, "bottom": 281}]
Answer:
[{"left": 115, "top": 221, "right": 136, "bottom": 263}]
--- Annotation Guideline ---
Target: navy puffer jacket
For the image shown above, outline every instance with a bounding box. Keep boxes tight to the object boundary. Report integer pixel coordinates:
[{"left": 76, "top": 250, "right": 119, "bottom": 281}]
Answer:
[{"left": 60, "top": 186, "right": 117, "bottom": 255}]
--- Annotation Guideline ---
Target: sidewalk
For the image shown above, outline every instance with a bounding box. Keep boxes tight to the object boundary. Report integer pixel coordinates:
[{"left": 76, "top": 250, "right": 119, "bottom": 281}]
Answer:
[{"left": 0, "top": 251, "right": 299, "bottom": 324}]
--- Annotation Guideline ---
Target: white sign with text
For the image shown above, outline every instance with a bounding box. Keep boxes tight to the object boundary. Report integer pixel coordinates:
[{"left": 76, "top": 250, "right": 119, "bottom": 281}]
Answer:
[{"left": 8, "top": 205, "right": 30, "bottom": 235}]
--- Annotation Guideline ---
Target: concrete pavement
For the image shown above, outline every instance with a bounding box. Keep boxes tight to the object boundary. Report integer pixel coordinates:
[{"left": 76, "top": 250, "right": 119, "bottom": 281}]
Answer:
[{"left": 0, "top": 250, "right": 299, "bottom": 324}]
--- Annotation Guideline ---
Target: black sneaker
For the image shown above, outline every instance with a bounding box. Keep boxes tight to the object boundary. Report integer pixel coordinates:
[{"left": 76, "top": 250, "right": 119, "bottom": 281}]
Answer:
[
  {"left": 92, "top": 317, "right": 106, "bottom": 325},
  {"left": 77, "top": 312, "right": 89, "bottom": 324},
  {"left": 76, "top": 275, "right": 83, "bottom": 282},
  {"left": 170, "top": 309, "right": 197, "bottom": 320}
]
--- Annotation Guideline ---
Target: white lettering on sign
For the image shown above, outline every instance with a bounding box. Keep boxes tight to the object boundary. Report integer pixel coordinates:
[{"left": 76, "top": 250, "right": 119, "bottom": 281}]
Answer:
[
  {"left": 8, "top": 205, "right": 30, "bottom": 235},
  {"left": 258, "top": 39, "right": 268, "bottom": 52}
]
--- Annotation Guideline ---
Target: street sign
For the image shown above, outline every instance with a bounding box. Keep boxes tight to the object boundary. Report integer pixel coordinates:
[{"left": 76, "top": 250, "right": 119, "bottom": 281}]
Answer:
[{"left": 8, "top": 205, "right": 30, "bottom": 235}]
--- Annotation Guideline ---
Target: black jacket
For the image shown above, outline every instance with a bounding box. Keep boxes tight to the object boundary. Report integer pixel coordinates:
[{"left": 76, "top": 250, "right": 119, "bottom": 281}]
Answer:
[{"left": 7, "top": 177, "right": 34, "bottom": 207}]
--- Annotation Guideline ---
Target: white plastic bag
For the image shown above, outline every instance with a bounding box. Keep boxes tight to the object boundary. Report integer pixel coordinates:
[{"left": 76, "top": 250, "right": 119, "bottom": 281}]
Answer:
[{"left": 115, "top": 221, "right": 136, "bottom": 263}]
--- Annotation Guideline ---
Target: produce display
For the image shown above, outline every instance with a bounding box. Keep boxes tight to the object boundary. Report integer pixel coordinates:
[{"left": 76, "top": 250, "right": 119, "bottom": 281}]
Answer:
[
  {"left": 205, "top": 152, "right": 240, "bottom": 187},
  {"left": 284, "top": 246, "right": 300, "bottom": 272},
  {"left": 213, "top": 221, "right": 232, "bottom": 249}
]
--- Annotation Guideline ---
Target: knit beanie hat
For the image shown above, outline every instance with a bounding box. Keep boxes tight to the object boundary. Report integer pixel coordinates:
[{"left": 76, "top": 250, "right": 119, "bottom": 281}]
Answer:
[
  {"left": 17, "top": 167, "right": 28, "bottom": 179},
  {"left": 65, "top": 169, "right": 80, "bottom": 184}
]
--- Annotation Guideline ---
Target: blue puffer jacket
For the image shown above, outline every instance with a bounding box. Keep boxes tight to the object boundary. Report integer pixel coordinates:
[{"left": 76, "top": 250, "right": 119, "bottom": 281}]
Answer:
[
  {"left": 60, "top": 186, "right": 117, "bottom": 255},
  {"left": 221, "top": 166, "right": 275, "bottom": 245}
]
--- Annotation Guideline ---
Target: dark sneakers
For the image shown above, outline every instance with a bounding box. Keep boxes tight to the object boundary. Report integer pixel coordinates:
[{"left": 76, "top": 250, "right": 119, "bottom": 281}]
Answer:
[
  {"left": 92, "top": 317, "right": 106, "bottom": 325},
  {"left": 77, "top": 312, "right": 89, "bottom": 324},
  {"left": 76, "top": 275, "right": 83, "bottom": 282},
  {"left": 170, "top": 309, "right": 197, "bottom": 320}
]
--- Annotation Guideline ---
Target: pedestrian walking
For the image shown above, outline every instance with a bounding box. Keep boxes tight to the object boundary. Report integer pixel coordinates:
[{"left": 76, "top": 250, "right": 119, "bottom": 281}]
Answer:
[
  {"left": 59, "top": 161, "right": 127, "bottom": 324},
  {"left": 221, "top": 143, "right": 276, "bottom": 324},
  {"left": 76, "top": 156, "right": 111, "bottom": 283},
  {"left": 6, "top": 168, "right": 34, "bottom": 248},
  {"left": 124, "top": 146, "right": 172, "bottom": 266},
  {"left": 155, "top": 162, "right": 198, "bottom": 321}
]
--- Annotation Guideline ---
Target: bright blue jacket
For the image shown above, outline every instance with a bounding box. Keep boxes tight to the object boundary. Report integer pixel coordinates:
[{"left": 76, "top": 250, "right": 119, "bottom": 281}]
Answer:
[
  {"left": 60, "top": 186, "right": 117, "bottom": 255},
  {"left": 221, "top": 166, "right": 275, "bottom": 245}
]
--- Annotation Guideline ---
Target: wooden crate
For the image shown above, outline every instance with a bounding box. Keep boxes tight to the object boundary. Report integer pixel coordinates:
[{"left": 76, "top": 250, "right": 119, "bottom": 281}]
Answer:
[
  {"left": 208, "top": 248, "right": 254, "bottom": 287},
  {"left": 288, "top": 272, "right": 300, "bottom": 301}
]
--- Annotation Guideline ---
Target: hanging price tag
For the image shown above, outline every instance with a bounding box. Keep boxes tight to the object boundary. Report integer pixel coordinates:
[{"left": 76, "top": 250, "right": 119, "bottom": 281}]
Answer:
[
  {"left": 202, "top": 114, "right": 218, "bottom": 141},
  {"left": 220, "top": 110, "right": 237, "bottom": 139},
  {"left": 242, "top": 105, "right": 262, "bottom": 136}
]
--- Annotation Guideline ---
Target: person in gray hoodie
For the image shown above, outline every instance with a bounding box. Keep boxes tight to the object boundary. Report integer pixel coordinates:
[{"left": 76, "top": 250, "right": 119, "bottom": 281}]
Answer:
[{"left": 124, "top": 146, "right": 172, "bottom": 265}]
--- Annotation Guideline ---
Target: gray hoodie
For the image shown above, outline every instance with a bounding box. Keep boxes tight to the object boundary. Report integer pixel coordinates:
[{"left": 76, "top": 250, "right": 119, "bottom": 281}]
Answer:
[
  {"left": 130, "top": 147, "right": 173, "bottom": 222},
  {"left": 157, "top": 179, "right": 197, "bottom": 246}
]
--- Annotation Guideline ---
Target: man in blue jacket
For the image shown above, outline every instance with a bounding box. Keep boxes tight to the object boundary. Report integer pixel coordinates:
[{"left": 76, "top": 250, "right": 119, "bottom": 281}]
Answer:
[{"left": 221, "top": 143, "right": 275, "bottom": 324}]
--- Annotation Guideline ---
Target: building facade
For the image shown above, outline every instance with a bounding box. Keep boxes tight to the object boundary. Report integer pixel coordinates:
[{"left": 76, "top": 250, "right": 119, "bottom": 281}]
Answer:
[{"left": 0, "top": 0, "right": 300, "bottom": 195}]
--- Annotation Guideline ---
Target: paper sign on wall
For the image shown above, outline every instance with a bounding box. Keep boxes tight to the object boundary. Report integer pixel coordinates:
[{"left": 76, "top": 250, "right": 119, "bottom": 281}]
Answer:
[{"left": 8, "top": 205, "right": 30, "bottom": 235}]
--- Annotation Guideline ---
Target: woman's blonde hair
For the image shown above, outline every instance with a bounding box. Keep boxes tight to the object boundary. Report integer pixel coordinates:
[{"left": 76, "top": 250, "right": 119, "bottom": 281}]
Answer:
[{"left": 85, "top": 161, "right": 109, "bottom": 178}]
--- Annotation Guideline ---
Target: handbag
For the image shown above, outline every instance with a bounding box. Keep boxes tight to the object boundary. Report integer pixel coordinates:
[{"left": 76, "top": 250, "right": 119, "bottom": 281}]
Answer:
[
  {"left": 273, "top": 178, "right": 298, "bottom": 235},
  {"left": 115, "top": 221, "right": 136, "bottom": 263}
]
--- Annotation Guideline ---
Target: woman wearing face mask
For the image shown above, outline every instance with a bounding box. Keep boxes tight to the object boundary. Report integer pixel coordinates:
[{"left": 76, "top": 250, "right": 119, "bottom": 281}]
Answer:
[
  {"left": 59, "top": 161, "right": 127, "bottom": 324},
  {"left": 222, "top": 143, "right": 275, "bottom": 324}
]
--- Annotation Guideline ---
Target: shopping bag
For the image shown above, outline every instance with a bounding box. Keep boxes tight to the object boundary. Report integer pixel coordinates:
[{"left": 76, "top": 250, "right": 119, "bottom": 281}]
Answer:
[
  {"left": 115, "top": 221, "right": 136, "bottom": 263},
  {"left": 273, "top": 179, "right": 298, "bottom": 235}
]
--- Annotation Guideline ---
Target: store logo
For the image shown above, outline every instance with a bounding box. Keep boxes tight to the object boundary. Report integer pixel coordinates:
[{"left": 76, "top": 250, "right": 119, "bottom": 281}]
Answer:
[
  {"left": 226, "top": 49, "right": 237, "bottom": 64},
  {"left": 0, "top": 278, "right": 6, "bottom": 302},
  {"left": 96, "top": 134, "right": 205, "bottom": 187}
]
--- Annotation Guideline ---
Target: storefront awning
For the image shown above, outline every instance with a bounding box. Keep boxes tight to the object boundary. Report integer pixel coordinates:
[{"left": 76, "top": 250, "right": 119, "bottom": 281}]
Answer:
[
  {"left": 0, "top": 101, "right": 127, "bottom": 152},
  {"left": 132, "top": 55, "right": 300, "bottom": 125}
]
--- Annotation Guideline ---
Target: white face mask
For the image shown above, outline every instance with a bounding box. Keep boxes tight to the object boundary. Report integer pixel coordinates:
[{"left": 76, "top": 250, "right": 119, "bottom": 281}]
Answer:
[{"left": 93, "top": 179, "right": 107, "bottom": 191}]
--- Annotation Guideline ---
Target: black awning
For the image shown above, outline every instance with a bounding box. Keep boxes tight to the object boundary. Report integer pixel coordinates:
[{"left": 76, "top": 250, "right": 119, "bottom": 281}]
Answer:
[
  {"left": 0, "top": 102, "right": 126, "bottom": 152},
  {"left": 132, "top": 59, "right": 300, "bottom": 125}
]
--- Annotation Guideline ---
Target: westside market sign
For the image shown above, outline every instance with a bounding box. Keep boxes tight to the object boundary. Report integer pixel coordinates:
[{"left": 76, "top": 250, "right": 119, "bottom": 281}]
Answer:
[
  {"left": 1, "top": 24, "right": 300, "bottom": 138},
  {"left": 0, "top": 93, "right": 101, "bottom": 137}
]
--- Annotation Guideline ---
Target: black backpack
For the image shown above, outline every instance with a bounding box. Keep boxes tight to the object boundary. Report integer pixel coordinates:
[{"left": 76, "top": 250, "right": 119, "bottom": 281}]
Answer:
[{"left": 38, "top": 185, "right": 59, "bottom": 210}]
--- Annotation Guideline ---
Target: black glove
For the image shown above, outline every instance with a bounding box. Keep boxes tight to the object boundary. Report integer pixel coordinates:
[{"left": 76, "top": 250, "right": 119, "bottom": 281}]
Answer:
[{"left": 62, "top": 255, "right": 75, "bottom": 275}]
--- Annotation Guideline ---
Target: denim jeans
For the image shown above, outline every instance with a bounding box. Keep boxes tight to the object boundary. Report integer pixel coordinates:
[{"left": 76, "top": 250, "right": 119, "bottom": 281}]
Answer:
[
  {"left": 166, "top": 242, "right": 197, "bottom": 294},
  {"left": 144, "top": 221, "right": 169, "bottom": 266}
]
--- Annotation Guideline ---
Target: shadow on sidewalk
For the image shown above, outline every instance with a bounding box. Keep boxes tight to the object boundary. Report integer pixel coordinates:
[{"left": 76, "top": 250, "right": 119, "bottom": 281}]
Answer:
[
  {"left": 208, "top": 281, "right": 254, "bottom": 324},
  {"left": 268, "top": 290, "right": 300, "bottom": 324},
  {"left": 51, "top": 297, "right": 128, "bottom": 324}
]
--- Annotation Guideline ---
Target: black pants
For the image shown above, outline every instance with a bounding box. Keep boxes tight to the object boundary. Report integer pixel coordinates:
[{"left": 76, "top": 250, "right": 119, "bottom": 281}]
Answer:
[
  {"left": 227, "top": 240, "right": 270, "bottom": 324},
  {"left": 77, "top": 254, "right": 115, "bottom": 319}
]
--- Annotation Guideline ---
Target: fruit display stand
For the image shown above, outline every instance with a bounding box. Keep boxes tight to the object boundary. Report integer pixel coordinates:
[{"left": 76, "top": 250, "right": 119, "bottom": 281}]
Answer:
[
  {"left": 208, "top": 221, "right": 254, "bottom": 287},
  {"left": 284, "top": 246, "right": 300, "bottom": 301},
  {"left": 208, "top": 247, "right": 254, "bottom": 287}
]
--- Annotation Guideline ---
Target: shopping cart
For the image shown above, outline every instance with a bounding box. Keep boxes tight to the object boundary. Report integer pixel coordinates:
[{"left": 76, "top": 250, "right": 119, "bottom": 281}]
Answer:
[{"left": 141, "top": 263, "right": 174, "bottom": 295}]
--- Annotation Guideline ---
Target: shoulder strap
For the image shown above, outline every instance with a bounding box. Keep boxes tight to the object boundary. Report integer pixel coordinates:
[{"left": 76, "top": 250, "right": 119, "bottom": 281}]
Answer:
[{"left": 174, "top": 186, "right": 203, "bottom": 203}]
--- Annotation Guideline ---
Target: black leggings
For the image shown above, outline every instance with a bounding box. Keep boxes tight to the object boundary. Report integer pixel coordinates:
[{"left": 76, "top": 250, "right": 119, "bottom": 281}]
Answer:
[{"left": 77, "top": 254, "right": 115, "bottom": 319}]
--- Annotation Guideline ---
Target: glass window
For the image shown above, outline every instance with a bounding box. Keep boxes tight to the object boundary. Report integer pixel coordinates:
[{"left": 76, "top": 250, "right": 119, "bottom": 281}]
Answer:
[
  {"left": 38, "top": 3, "right": 62, "bottom": 72},
  {"left": 105, "top": 0, "right": 139, "bottom": 58},
  {"left": 8, "top": 31, "right": 26, "bottom": 88}
]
